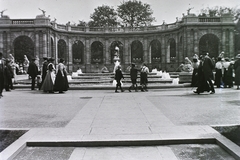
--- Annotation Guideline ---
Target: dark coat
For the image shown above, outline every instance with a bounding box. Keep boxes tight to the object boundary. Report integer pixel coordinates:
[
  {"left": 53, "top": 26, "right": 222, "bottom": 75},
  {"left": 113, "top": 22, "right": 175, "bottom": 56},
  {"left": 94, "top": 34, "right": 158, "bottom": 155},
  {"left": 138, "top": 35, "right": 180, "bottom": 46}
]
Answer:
[
  {"left": 42, "top": 61, "right": 48, "bottom": 81},
  {"left": 115, "top": 69, "right": 124, "bottom": 81},
  {"left": 234, "top": 59, "right": 240, "bottom": 85},
  {"left": 130, "top": 67, "right": 138, "bottom": 79},
  {"left": 28, "top": 62, "right": 39, "bottom": 78},
  {"left": 202, "top": 56, "right": 214, "bottom": 81}
]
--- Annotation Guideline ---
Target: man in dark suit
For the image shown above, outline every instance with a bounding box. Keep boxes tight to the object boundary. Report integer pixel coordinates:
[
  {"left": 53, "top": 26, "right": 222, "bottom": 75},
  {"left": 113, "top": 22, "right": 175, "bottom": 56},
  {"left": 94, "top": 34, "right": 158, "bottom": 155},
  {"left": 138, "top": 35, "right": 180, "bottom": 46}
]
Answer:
[
  {"left": 28, "top": 58, "right": 39, "bottom": 90},
  {"left": 0, "top": 52, "right": 5, "bottom": 97},
  {"left": 202, "top": 53, "right": 215, "bottom": 94}
]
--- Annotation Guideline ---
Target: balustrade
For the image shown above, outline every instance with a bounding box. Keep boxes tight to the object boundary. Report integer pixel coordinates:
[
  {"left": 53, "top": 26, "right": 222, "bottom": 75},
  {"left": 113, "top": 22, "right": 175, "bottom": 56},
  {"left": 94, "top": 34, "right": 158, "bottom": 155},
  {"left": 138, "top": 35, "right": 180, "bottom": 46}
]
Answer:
[
  {"left": 199, "top": 18, "right": 221, "bottom": 22},
  {"left": 12, "top": 20, "right": 34, "bottom": 24}
]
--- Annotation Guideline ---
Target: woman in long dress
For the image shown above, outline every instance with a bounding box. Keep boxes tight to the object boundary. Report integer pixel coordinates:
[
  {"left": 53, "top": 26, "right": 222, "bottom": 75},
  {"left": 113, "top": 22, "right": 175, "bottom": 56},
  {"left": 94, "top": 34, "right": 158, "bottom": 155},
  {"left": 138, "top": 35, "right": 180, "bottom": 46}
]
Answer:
[
  {"left": 41, "top": 58, "right": 55, "bottom": 93},
  {"left": 54, "top": 59, "right": 69, "bottom": 93}
]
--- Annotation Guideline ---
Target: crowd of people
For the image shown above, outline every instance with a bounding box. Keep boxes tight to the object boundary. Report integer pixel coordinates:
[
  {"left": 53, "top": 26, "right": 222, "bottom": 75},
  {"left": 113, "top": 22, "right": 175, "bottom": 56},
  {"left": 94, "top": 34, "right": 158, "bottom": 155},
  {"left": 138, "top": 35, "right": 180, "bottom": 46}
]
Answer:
[
  {"left": 114, "top": 62, "right": 149, "bottom": 93},
  {"left": 191, "top": 51, "right": 240, "bottom": 94},
  {"left": 0, "top": 52, "right": 69, "bottom": 98},
  {"left": 2, "top": 50, "right": 240, "bottom": 97}
]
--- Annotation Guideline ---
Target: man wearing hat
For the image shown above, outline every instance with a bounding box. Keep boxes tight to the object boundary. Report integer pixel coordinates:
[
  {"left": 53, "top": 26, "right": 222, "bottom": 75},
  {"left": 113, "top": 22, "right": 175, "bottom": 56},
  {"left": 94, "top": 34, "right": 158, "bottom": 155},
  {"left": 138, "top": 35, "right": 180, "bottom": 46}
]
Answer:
[
  {"left": 27, "top": 57, "right": 39, "bottom": 90},
  {"left": 202, "top": 52, "right": 215, "bottom": 94},
  {"left": 128, "top": 63, "right": 139, "bottom": 92}
]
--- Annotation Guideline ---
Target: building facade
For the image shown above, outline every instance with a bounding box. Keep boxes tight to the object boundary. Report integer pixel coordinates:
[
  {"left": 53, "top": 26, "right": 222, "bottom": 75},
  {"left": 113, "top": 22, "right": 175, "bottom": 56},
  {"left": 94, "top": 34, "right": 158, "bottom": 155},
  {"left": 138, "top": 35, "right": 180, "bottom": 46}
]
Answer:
[{"left": 0, "top": 12, "right": 236, "bottom": 73}]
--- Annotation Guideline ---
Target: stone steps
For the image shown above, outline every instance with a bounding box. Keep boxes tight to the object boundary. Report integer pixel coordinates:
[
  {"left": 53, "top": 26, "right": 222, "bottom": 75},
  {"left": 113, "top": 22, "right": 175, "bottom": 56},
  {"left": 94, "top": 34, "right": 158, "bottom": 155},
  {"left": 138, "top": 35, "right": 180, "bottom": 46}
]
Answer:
[{"left": 15, "top": 72, "right": 193, "bottom": 86}]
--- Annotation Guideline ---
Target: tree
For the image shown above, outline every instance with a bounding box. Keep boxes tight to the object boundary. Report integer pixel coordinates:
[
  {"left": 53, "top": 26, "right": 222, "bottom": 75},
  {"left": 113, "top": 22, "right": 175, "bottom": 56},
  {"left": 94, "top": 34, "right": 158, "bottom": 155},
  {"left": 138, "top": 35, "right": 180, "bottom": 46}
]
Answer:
[
  {"left": 88, "top": 5, "right": 118, "bottom": 27},
  {"left": 77, "top": 20, "right": 87, "bottom": 27},
  {"left": 117, "top": 0, "right": 155, "bottom": 27},
  {"left": 198, "top": 6, "right": 240, "bottom": 21}
]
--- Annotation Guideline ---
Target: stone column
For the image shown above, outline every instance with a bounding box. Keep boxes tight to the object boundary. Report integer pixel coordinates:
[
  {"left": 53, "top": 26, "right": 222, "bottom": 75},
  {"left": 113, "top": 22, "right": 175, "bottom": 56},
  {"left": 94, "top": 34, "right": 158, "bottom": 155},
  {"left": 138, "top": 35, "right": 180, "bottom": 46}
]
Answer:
[
  {"left": 0, "top": 32, "right": 3, "bottom": 53},
  {"left": 194, "top": 29, "right": 198, "bottom": 55},
  {"left": 105, "top": 38, "right": 110, "bottom": 64},
  {"left": 161, "top": 36, "right": 166, "bottom": 70},
  {"left": 186, "top": 29, "right": 192, "bottom": 58},
  {"left": 175, "top": 34, "right": 179, "bottom": 65},
  {"left": 42, "top": 32, "right": 47, "bottom": 58},
  {"left": 143, "top": 37, "right": 148, "bottom": 63},
  {"left": 222, "top": 29, "right": 226, "bottom": 53},
  {"left": 124, "top": 38, "right": 130, "bottom": 65},
  {"left": 85, "top": 38, "right": 90, "bottom": 64},
  {"left": 35, "top": 32, "right": 40, "bottom": 59},
  {"left": 68, "top": 38, "right": 73, "bottom": 72},
  {"left": 183, "top": 28, "right": 187, "bottom": 58},
  {"left": 229, "top": 29, "right": 234, "bottom": 57},
  {"left": 6, "top": 32, "right": 11, "bottom": 55},
  {"left": 55, "top": 36, "right": 58, "bottom": 64}
]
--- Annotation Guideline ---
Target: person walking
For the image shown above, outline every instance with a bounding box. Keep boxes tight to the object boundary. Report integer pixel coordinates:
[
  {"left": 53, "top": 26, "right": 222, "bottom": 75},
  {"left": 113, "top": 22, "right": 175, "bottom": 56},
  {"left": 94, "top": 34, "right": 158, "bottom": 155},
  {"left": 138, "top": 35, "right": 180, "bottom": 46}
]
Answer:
[
  {"left": 234, "top": 54, "right": 240, "bottom": 89},
  {"left": 128, "top": 63, "right": 139, "bottom": 92},
  {"left": 0, "top": 52, "right": 5, "bottom": 98},
  {"left": 191, "top": 54, "right": 200, "bottom": 87},
  {"left": 41, "top": 58, "right": 55, "bottom": 93},
  {"left": 222, "top": 57, "right": 234, "bottom": 88},
  {"left": 39, "top": 57, "right": 48, "bottom": 89},
  {"left": 140, "top": 63, "right": 149, "bottom": 92},
  {"left": 54, "top": 59, "right": 69, "bottom": 93},
  {"left": 114, "top": 65, "right": 124, "bottom": 93},
  {"left": 202, "top": 53, "right": 215, "bottom": 94},
  {"left": 27, "top": 58, "right": 39, "bottom": 90},
  {"left": 214, "top": 57, "right": 223, "bottom": 88},
  {"left": 4, "top": 59, "right": 14, "bottom": 91},
  {"left": 193, "top": 55, "right": 210, "bottom": 94}
]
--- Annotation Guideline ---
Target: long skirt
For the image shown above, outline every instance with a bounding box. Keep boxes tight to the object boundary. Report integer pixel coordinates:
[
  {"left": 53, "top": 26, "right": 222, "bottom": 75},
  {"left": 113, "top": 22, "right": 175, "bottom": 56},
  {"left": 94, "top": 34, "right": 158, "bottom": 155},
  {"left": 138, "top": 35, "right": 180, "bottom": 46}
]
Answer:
[
  {"left": 214, "top": 69, "right": 222, "bottom": 88},
  {"left": 54, "top": 71, "right": 69, "bottom": 92},
  {"left": 41, "top": 71, "right": 55, "bottom": 92}
]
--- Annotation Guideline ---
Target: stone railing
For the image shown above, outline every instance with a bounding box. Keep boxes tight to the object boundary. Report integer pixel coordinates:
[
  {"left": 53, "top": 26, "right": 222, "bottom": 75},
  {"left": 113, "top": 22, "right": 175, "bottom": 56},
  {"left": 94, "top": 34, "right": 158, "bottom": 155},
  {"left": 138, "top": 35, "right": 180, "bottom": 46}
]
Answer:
[
  {"left": 0, "top": 14, "right": 234, "bottom": 32},
  {"left": 199, "top": 17, "right": 221, "bottom": 22},
  {"left": 12, "top": 20, "right": 34, "bottom": 24}
]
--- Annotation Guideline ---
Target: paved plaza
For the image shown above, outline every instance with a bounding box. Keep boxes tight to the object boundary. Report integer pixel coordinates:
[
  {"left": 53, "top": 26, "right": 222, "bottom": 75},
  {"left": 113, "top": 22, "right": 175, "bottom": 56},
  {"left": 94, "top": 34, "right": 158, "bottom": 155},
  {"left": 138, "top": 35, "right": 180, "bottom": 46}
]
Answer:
[{"left": 0, "top": 87, "right": 240, "bottom": 159}]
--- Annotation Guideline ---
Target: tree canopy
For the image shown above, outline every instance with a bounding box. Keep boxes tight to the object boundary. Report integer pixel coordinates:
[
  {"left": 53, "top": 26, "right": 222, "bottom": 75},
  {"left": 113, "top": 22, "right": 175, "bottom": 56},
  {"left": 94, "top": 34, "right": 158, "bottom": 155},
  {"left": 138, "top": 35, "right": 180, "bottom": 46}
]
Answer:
[
  {"left": 117, "top": 0, "right": 155, "bottom": 27},
  {"left": 88, "top": 5, "right": 118, "bottom": 27},
  {"left": 198, "top": 6, "right": 240, "bottom": 21},
  {"left": 85, "top": 0, "right": 155, "bottom": 28}
]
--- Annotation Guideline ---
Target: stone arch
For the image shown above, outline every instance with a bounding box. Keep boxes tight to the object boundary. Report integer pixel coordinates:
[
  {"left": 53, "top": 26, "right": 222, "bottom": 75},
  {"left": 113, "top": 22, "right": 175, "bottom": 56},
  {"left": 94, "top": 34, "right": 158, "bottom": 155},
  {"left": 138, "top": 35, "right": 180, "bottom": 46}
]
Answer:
[
  {"left": 110, "top": 41, "right": 123, "bottom": 64},
  {"left": 167, "top": 38, "right": 176, "bottom": 63},
  {"left": 131, "top": 40, "right": 143, "bottom": 64},
  {"left": 57, "top": 39, "right": 67, "bottom": 61},
  {"left": 199, "top": 33, "right": 219, "bottom": 58},
  {"left": 149, "top": 39, "right": 161, "bottom": 63},
  {"left": 91, "top": 41, "right": 103, "bottom": 64},
  {"left": 72, "top": 40, "right": 84, "bottom": 64},
  {"left": 13, "top": 35, "right": 34, "bottom": 64}
]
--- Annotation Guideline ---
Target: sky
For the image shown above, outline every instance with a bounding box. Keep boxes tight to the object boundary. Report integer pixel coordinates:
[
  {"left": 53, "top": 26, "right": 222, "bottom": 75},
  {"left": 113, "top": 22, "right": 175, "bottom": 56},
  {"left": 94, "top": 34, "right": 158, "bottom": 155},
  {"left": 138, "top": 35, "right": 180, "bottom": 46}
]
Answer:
[{"left": 0, "top": 0, "right": 239, "bottom": 25}]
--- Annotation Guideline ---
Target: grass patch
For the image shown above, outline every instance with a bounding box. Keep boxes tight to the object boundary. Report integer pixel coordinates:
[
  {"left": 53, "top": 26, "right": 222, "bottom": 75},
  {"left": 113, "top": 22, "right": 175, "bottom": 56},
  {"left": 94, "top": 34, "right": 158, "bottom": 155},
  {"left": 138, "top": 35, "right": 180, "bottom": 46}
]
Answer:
[
  {"left": 213, "top": 125, "right": 240, "bottom": 147},
  {"left": 0, "top": 130, "right": 28, "bottom": 152}
]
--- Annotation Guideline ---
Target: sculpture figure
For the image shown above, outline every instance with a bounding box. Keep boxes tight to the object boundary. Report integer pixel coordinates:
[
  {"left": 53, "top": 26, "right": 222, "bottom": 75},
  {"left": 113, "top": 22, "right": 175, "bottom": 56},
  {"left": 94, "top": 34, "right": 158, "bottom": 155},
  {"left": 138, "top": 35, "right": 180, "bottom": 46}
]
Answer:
[
  {"left": 0, "top": 9, "right": 7, "bottom": 17},
  {"left": 38, "top": 8, "right": 46, "bottom": 16}
]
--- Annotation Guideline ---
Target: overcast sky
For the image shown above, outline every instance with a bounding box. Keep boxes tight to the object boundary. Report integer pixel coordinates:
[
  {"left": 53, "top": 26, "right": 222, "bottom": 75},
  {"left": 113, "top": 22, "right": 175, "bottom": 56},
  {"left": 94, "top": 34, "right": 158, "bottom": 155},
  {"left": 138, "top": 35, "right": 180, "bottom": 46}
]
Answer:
[{"left": 0, "top": 0, "right": 239, "bottom": 25}]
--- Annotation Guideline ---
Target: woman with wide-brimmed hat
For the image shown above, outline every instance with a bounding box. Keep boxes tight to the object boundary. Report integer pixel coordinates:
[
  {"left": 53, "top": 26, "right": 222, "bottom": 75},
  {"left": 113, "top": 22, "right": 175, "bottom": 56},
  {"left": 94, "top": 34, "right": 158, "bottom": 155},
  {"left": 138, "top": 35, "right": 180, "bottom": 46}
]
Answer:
[
  {"left": 41, "top": 57, "right": 55, "bottom": 93},
  {"left": 53, "top": 58, "right": 69, "bottom": 93},
  {"left": 234, "top": 54, "right": 240, "bottom": 89}
]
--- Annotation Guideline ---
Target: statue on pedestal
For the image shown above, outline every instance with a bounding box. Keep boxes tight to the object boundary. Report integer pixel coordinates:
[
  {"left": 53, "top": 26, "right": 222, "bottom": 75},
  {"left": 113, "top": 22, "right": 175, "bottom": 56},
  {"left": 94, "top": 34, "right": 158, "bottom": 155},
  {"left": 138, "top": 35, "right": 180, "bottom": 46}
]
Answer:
[
  {"left": 38, "top": 8, "right": 46, "bottom": 16},
  {"left": 113, "top": 46, "right": 120, "bottom": 73}
]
